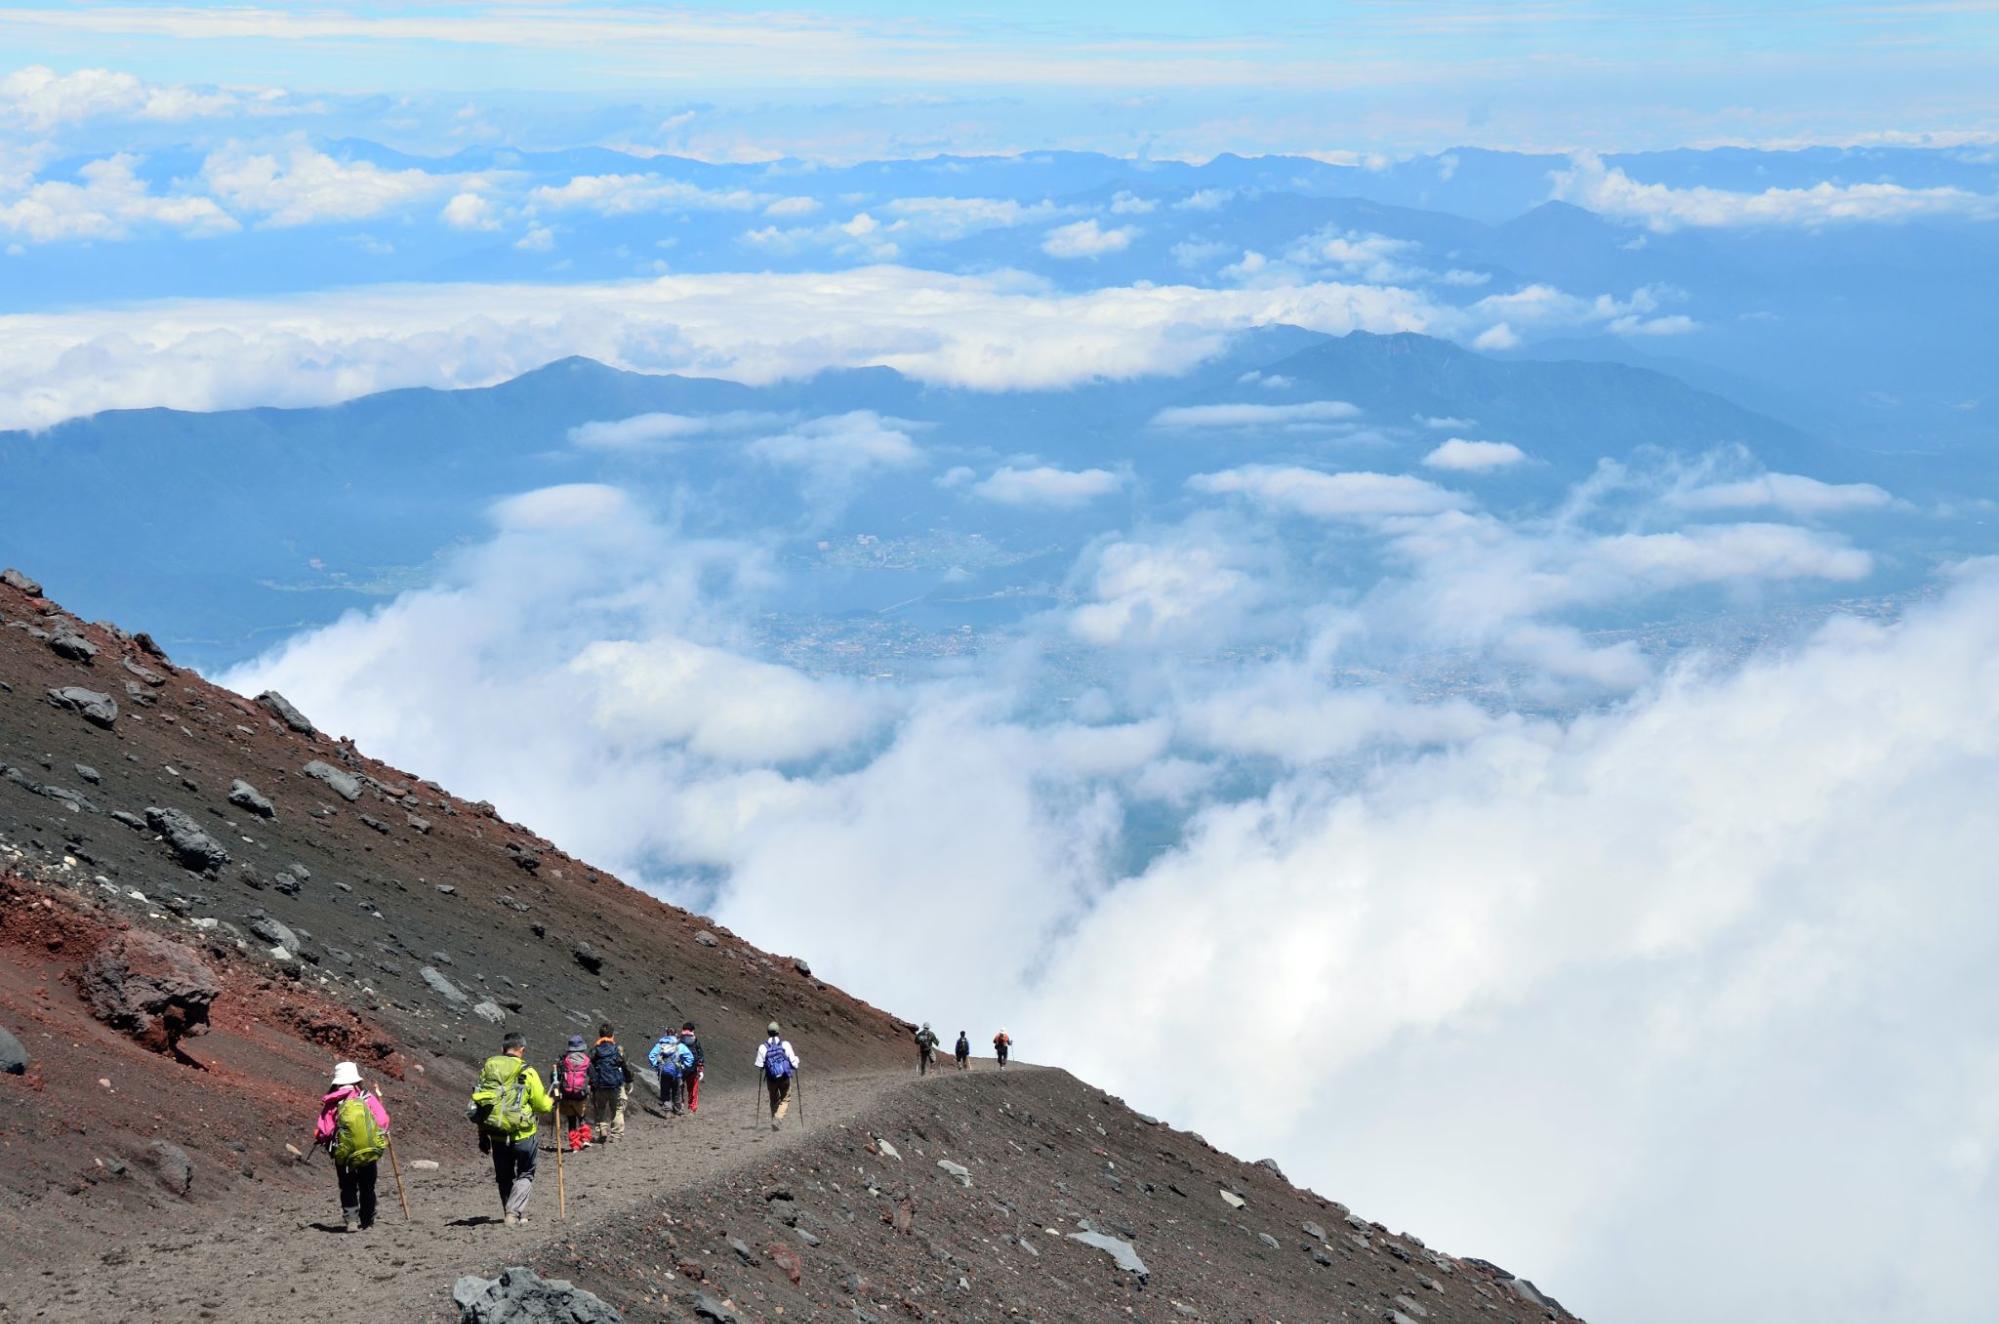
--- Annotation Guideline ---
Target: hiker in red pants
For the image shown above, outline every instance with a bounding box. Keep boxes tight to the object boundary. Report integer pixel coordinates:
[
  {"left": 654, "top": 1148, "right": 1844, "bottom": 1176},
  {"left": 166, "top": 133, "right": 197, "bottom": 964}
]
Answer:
[{"left": 678, "top": 1021, "right": 705, "bottom": 1113}]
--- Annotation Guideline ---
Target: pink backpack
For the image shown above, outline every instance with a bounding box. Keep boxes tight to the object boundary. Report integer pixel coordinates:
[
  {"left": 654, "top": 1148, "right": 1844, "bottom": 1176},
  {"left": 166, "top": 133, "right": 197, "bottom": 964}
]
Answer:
[{"left": 559, "top": 1051, "right": 591, "bottom": 1100}]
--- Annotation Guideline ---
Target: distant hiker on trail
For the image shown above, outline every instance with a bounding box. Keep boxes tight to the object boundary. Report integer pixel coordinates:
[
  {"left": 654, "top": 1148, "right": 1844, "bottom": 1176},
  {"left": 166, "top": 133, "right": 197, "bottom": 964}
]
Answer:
[
  {"left": 679, "top": 1021, "right": 706, "bottom": 1114},
  {"left": 915, "top": 1022, "right": 940, "bottom": 1075},
  {"left": 468, "top": 1030, "right": 554, "bottom": 1226},
  {"left": 551, "top": 1034, "right": 594, "bottom": 1152},
  {"left": 993, "top": 1029, "right": 1011, "bottom": 1068},
  {"left": 313, "top": 1061, "right": 390, "bottom": 1234},
  {"left": 954, "top": 1031, "right": 971, "bottom": 1070},
  {"left": 648, "top": 1030, "right": 694, "bottom": 1114},
  {"left": 755, "top": 1021, "right": 800, "bottom": 1130},
  {"left": 588, "top": 1024, "right": 631, "bottom": 1143}
]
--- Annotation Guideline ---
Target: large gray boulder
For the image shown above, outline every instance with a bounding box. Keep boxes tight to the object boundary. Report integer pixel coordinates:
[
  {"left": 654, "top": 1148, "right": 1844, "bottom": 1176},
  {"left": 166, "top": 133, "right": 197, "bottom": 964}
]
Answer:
[
  {"left": 256, "top": 690, "right": 315, "bottom": 734},
  {"left": 302, "top": 760, "right": 362, "bottom": 802},
  {"left": 145, "top": 806, "right": 231, "bottom": 871},
  {"left": 452, "top": 1266, "right": 623, "bottom": 1323},
  {"left": 47, "top": 686, "right": 117, "bottom": 728},
  {"left": 0, "top": 568, "right": 42, "bottom": 595},
  {"left": 80, "top": 930, "right": 221, "bottom": 1055}
]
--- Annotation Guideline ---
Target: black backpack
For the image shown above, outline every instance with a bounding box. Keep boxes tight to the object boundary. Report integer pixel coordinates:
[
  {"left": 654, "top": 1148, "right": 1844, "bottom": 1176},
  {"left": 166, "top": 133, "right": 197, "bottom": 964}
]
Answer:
[{"left": 588, "top": 1041, "right": 626, "bottom": 1090}]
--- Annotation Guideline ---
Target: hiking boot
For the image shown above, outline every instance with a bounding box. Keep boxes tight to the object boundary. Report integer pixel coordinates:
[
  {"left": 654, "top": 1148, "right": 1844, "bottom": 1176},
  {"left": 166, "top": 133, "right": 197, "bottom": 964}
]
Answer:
[
  {"left": 771, "top": 1118, "right": 781, "bottom": 1131},
  {"left": 502, "top": 1212, "right": 518, "bottom": 1226}
]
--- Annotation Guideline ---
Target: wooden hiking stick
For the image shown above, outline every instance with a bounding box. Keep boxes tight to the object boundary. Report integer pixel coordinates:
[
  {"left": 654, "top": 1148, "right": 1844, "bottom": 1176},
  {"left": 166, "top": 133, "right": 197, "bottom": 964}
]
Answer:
[
  {"left": 374, "top": 1082, "right": 412, "bottom": 1222},
  {"left": 555, "top": 1108, "right": 567, "bottom": 1221},
  {"left": 795, "top": 1071, "right": 806, "bottom": 1128}
]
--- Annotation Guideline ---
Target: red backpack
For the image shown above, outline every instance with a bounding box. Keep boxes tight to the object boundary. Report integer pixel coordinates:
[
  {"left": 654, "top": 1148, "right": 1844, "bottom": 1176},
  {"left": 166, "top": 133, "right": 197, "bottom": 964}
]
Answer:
[{"left": 559, "top": 1050, "right": 591, "bottom": 1100}]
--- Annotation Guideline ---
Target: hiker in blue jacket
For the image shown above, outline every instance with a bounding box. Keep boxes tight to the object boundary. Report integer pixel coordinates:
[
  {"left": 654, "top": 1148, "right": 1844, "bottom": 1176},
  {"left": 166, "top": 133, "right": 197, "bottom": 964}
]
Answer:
[{"left": 648, "top": 1031, "right": 695, "bottom": 1114}]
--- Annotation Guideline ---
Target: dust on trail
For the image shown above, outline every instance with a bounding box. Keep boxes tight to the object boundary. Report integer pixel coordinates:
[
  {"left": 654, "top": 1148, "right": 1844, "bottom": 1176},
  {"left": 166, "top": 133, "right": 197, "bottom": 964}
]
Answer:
[{"left": 36, "top": 1067, "right": 976, "bottom": 1322}]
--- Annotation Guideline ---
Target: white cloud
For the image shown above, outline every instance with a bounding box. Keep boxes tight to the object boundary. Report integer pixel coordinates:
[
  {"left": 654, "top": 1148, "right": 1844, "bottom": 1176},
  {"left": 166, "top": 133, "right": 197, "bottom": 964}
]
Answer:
[
  {"left": 1668, "top": 472, "right": 1893, "bottom": 516},
  {"left": 1042, "top": 217, "right": 1134, "bottom": 258},
  {"left": 1286, "top": 228, "right": 1425, "bottom": 283},
  {"left": 971, "top": 464, "right": 1123, "bottom": 508},
  {"left": 1473, "top": 322, "right": 1520, "bottom": 351},
  {"left": 0, "top": 153, "right": 237, "bottom": 242},
  {"left": 571, "top": 636, "right": 885, "bottom": 763},
  {"left": 1109, "top": 190, "right": 1156, "bottom": 215},
  {"left": 528, "top": 173, "right": 763, "bottom": 215},
  {"left": 1068, "top": 538, "right": 1254, "bottom": 647},
  {"left": 566, "top": 410, "right": 781, "bottom": 451},
  {"left": 203, "top": 143, "right": 455, "bottom": 226},
  {"left": 1553, "top": 151, "right": 1999, "bottom": 231},
  {"left": 1424, "top": 438, "right": 1527, "bottom": 472},
  {"left": 440, "top": 191, "right": 499, "bottom": 230},
  {"left": 1151, "top": 399, "right": 1361, "bottom": 429},
  {"left": 763, "top": 195, "right": 820, "bottom": 218},
  {"left": 0, "top": 64, "right": 247, "bottom": 130},
  {"left": 0, "top": 267, "right": 1444, "bottom": 430},
  {"left": 1190, "top": 464, "right": 1465, "bottom": 519},
  {"left": 745, "top": 411, "right": 925, "bottom": 503},
  {"left": 1176, "top": 187, "right": 1233, "bottom": 211},
  {"left": 881, "top": 194, "right": 1060, "bottom": 240},
  {"left": 515, "top": 224, "right": 555, "bottom": 252}
]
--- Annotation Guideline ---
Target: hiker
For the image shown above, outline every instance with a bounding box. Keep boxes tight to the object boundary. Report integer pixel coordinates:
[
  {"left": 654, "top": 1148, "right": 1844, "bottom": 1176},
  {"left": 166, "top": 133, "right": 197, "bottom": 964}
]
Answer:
[
  {"left": 954, "top": 1030, "right": 971, "bottom": 1071},
  {"left": 551, "top": 1034, "right": 594, "bottom": 1152},
  {"left": 755, "top": 1021, "right": 800, "bottom": 1130},
  {"left": 648, "top": 1030, "right": 694, "bottom": 1114},
  {"left": 313, "top": 1061, "right": 390, "bottom": 1234},
  {"left": 588, "top": 1024, "right": 631, "bottom": 1144},
  {"left": 914, "top": 1022, "right": 940, "bottom": 1076},
  {"left": 993, "top": 1028, "right": 1011, "bottom": 1067},
  {"left": 468, "top": 1030, "right": 554, "bottom": 1225},
  {"left": 679, "top": 1021, "right": 706, "bottom": 1113}
]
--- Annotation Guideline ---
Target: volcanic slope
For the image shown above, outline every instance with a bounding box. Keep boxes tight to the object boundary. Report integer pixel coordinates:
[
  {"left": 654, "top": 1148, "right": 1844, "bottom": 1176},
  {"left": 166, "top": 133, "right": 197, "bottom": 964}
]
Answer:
[{"left": 0, "top": 567, "right": 1581, "bottom": 1322}]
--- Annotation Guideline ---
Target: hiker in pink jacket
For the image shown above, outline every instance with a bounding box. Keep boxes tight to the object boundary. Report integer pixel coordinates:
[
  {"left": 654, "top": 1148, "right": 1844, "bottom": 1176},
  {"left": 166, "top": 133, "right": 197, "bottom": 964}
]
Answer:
[{"left": 314, "top": 1061, "right": 391, "bottom": 1232}]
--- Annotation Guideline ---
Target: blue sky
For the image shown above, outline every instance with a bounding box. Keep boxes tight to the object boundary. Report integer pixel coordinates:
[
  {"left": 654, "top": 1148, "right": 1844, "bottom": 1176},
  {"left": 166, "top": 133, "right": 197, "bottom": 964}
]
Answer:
[{"left": 2, "top": 1, "right": 1996, "bottom": 155}]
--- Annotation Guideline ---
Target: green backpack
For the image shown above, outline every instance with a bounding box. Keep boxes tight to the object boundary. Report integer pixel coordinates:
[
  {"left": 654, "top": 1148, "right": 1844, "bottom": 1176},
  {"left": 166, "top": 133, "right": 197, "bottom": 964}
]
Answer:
[
  {"left": 331, "top": 1093, "right": 387, "bottom": 1166},
  {"left": 469, "top": 1058, "right": 534, "bottom": 1137}
]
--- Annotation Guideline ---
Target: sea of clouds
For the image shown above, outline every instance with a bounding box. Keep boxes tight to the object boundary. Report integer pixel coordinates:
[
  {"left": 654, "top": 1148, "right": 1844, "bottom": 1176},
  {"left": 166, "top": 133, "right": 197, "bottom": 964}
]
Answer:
[{"left": 218, "top": 407, "right": 1995, "bottom": 1323}]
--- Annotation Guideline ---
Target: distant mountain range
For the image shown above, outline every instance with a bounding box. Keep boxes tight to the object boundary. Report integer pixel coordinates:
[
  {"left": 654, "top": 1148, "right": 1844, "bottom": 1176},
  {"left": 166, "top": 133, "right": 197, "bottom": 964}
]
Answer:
[{"left": 6, "top": 327, "right": 1942, "bottom": 668}]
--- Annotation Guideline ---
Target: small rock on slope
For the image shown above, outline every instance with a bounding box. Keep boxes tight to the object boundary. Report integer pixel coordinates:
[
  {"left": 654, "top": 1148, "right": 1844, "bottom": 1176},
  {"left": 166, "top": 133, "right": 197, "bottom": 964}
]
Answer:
[
  {"left": 421, "top": 966, "right": 470, "bottom": 1007},
  {"left": 1, "top": 567, "right": 42, "bottom": 595},
  {"left": 145, "top": 806, "right": 231, "bottom": 871},
  {"left": 1068, "top": 1229, "right": 1148, "bottom": 1280},
  {"left": 228, "top": 779, "right": 276, "bottom": 818},
  {"left": 0, "top": 1024, "right": 27, "bottom": 1075}
]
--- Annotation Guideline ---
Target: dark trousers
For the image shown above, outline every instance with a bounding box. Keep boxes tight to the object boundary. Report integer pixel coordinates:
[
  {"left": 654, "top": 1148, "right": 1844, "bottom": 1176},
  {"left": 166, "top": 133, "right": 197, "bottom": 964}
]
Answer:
[
  {"left": 659, "top": 1072, "right": 686, "bottom": 1112},
  {"left": 336, "top": 1160, "right": 378, "bottom": 1227},
  {"left": 919, "top": 1049, "right": 934, "bottom": 1075},
  {"left": 955, "top": 1050, "right": 969, "bottom": 1070},
  {"left": 491, "top": 1135, "right": 538, "bottom": 1210}
]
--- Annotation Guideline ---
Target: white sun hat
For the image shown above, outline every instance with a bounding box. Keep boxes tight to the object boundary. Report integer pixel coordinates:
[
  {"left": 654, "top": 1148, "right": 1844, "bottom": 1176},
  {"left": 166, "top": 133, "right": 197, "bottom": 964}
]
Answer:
[{"left": 331, "top": 1061, "right": 362, "bottom": 1087}]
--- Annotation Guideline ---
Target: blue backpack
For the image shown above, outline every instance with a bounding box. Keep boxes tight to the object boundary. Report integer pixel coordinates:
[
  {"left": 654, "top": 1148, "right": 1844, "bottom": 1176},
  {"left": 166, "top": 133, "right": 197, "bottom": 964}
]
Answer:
[
  {"left": 763, "top": 1040, "right": 793, "bottom": 1080},
  {"left": 650, "top": 1037, "right": 685, "bottom": 1078}
]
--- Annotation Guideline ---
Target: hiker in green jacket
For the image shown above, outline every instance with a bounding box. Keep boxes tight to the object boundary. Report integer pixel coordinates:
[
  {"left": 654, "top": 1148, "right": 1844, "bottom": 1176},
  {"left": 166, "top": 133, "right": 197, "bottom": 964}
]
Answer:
[{"left": 469, "top": 1030, "right": 554, "bottom": 1225}]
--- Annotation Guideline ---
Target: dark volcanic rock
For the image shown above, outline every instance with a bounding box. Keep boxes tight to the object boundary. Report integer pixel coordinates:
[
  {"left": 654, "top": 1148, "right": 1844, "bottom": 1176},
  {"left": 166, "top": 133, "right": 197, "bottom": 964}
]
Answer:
[
  {"left": 145, "top": 806, "right": 231, "bottom": 871},
  {"left": 47, "top": 686, "right": 117, "bottom": 728},
  {"left": 571, "top": 941, "right": 604, "bottom": 974},
  {"left": 227, "top": 779, "right": 276, "bottom": 818},
  {"left": 0, "top": 1023, "right": 27, "bottom": 1075},
  {"left": 255, "top": 690, "right": 315, "bottom": 734},
  {"left": 452, "top": 1266, "right": 623, "bottom": 1324},
  {"left": 49, "top": 625, "right": 98, "bottom": 662},
  {"left": 80, "top": 930, "right": 221, "bottom": 1054}
]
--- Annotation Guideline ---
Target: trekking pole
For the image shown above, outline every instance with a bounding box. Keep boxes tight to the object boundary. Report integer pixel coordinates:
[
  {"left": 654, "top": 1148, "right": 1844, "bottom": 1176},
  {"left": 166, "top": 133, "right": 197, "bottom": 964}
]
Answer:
[
  {"left": 374, "top": 1082, "right": 412, "bottom": 1222},
  {"left": 556, "top": 1109, "right": 567, "bottom": 1221},
  {"left": 796, "top": 1072, "right": 806, "bottom": 1129}
]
